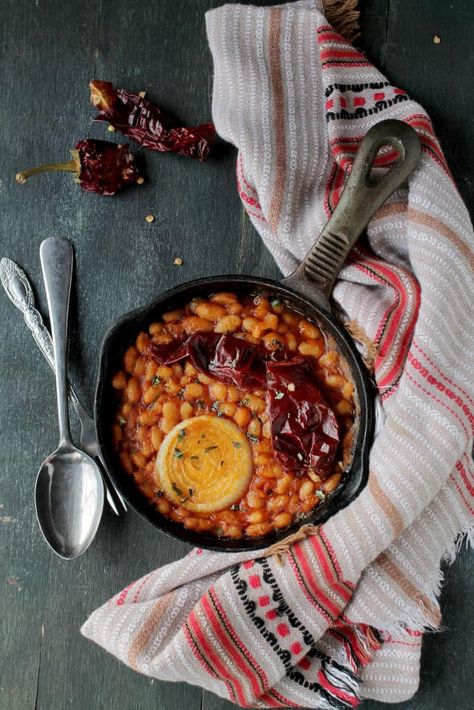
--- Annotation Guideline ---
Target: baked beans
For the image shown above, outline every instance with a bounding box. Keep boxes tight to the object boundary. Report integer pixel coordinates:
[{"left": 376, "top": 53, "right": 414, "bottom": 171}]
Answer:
[{"left": 110, "top": 293, "right": 355, "bottom": 539}]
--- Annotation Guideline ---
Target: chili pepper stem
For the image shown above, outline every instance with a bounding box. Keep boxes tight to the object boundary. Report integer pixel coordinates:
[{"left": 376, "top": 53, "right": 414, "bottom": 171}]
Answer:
[{"left": 16, "top": 159, "right": 78, "bottom": 184}]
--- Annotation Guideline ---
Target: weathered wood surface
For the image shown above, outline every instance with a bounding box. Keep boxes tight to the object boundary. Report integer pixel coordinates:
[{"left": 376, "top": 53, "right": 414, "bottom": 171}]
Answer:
[{"left": 0, "top": 1, "right": 471, "bottom": 709}]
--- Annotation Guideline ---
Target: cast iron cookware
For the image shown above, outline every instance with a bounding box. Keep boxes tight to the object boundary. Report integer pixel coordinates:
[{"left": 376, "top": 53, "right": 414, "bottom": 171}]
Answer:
[{"left": 95, "top": 120, "right": 421, "bottom": 551}]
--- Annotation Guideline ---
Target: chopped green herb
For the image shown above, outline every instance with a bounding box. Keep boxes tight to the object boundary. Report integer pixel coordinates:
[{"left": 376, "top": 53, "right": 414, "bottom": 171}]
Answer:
[
  {"left": 173, "top": 448, "right": 184, "bottom": 459},
  {"left": 240, "top": 398, "right": 250, "bottom": 407},
  {"left": 275, "top": 391, "right": 285, "bottom": 400},
  {"left": 247, "top": 433, "right": 259, "bottom": 443},
  {"left": 204, "top": 445, "right": 218, "bottom": 453},
  {"left": 154, "top": 490, "right": 163, "bottom": 498},
  {"left": 177, "top": 428, "right": 186, "bottom": 440},
  {"left": 130, "top": 447, "right": 138, "bottom": 455},
  {"left": 118, "top": 417, "right": 126, "bottom": 426},
  {"left": 217, "top": 409, "right": 224, "bottom": 417},
  {"left": 188, "top": 488, "right": 195, "bottom": 498},
  {"left": 196, "top": 399, "right": 206, "bottom": 408},
  {"left": 177, "top": 389, "right": 185, "bottom": 400},
  {"left": 230, "top": 503, "right": 240, "bottom": 511},
  {"left": 316, "top": 490, "right": 326, "bottom": 501},
  {"left": 232, "top": 441, "right": 242, "bottom": 449},
  {"left": 272, "top": 339, "right": 281, "bottom": 347},
  {"left": 151, "top": 376, "right": 161, "bottom": 386},
  {"left": 271, "top": 299, "right": 281, "bottom": 308},
  {"left": 172, "top": 482, "right": 183, "bottom": 496}
]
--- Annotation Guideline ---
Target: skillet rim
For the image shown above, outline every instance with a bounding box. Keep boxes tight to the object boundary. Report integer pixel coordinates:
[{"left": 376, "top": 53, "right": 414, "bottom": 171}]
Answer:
[{"left": 95, "top": 274, "right": 374, "bottom": 552}]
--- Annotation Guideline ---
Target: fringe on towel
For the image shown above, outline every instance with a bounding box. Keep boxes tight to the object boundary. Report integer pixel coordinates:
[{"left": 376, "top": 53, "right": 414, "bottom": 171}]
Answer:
[
  {"left": 321, "top": 0, "right": 360, "bottom": 42},
  {"left": 361, "top": 522, "right": 474, "bottom": 643}
]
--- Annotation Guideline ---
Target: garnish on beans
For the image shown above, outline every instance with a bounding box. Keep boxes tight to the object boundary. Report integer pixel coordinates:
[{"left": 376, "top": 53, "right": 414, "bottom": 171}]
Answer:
[
  {"left": 157, "top": 416, "right": 253, "bottom": 513},
  {"left": 16, "top": 139, "right": 143, "bottom": 195},
  {"left": 90, "top": 80, "right": 216, "bottom": 160},
  {"left": 151, "top": 332, "right": 339, "bottom": 477}
]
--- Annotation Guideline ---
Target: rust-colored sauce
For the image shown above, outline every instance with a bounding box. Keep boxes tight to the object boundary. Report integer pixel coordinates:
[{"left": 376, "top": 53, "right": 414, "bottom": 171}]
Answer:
[{"left": 110, "top": 293, "right": 355, "bottom": 539}]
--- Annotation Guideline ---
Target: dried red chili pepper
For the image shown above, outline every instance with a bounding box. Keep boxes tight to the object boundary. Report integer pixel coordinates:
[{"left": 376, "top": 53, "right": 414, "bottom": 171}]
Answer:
[
  {"left": 150, "top": 332, "right": 267, "bottom": 387},
  {"left": 15, "top": 139, "right": 143, "bottom": 195},
  {"left": 90, "top": 80, "right": 216, "bottom": 160},
  {"left": 266, "top": 358, "right": 339, "bottom": 478}
]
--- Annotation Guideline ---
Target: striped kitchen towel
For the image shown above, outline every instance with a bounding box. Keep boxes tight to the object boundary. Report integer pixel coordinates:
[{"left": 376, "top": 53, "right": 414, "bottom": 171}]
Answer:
[{"left": 82, "top": 1, "right": 474, "bottom": 706}]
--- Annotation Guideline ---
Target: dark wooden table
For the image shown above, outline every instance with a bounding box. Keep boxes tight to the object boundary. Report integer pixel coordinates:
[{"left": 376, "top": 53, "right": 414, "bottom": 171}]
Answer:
[{"left": 1, "top": 1, "right": 472, "bottom": 709}]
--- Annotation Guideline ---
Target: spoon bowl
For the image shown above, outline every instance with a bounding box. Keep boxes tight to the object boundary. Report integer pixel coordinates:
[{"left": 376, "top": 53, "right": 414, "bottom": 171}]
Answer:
[{"left": 36, "top": 445, "right": 104, "bottom": 559}]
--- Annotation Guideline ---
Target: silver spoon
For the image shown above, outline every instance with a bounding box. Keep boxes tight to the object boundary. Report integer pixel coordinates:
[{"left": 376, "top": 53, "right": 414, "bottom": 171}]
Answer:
[{"left": 35, "top": 237, "right": 104, "bottom": 559}]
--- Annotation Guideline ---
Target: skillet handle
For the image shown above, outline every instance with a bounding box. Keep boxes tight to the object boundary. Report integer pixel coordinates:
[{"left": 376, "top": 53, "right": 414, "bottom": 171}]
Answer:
[{"left": 283, "top": 119, "right": 421, "bottom": 304}]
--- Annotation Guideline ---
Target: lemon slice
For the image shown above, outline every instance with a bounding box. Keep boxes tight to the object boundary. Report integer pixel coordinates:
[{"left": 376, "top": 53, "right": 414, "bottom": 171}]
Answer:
[{"left": 156, "top": 415, "right": 253, "bottom": 513}]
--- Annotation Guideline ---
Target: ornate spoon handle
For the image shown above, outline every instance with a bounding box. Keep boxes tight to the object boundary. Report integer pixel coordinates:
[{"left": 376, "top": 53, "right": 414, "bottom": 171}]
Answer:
[{"left": 1, "top": 257, "right": 56, "bottom": 366}]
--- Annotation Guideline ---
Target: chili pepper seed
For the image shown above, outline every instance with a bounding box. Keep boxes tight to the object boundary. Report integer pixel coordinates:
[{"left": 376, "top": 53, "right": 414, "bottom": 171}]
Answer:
[
  {"left": 107, "top": 124, "right": 116, "bottom": 132},
  {"left": 138, "top": 91, "right": 147, "bottom": 99},
  {"left": 433, "top": 35, "right": 441, "bottom": 44},
  {"left": 174, "top": 258, "right": 183, "bottom": 266},
  {"left": 145, "top": 214, "right": 155, "bottom": 223}
]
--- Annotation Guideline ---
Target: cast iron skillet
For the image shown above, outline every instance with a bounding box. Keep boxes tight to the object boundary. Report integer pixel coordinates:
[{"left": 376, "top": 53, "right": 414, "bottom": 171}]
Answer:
[{"left": 95, "top": 119, "right": 421, "bottom": 551}]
